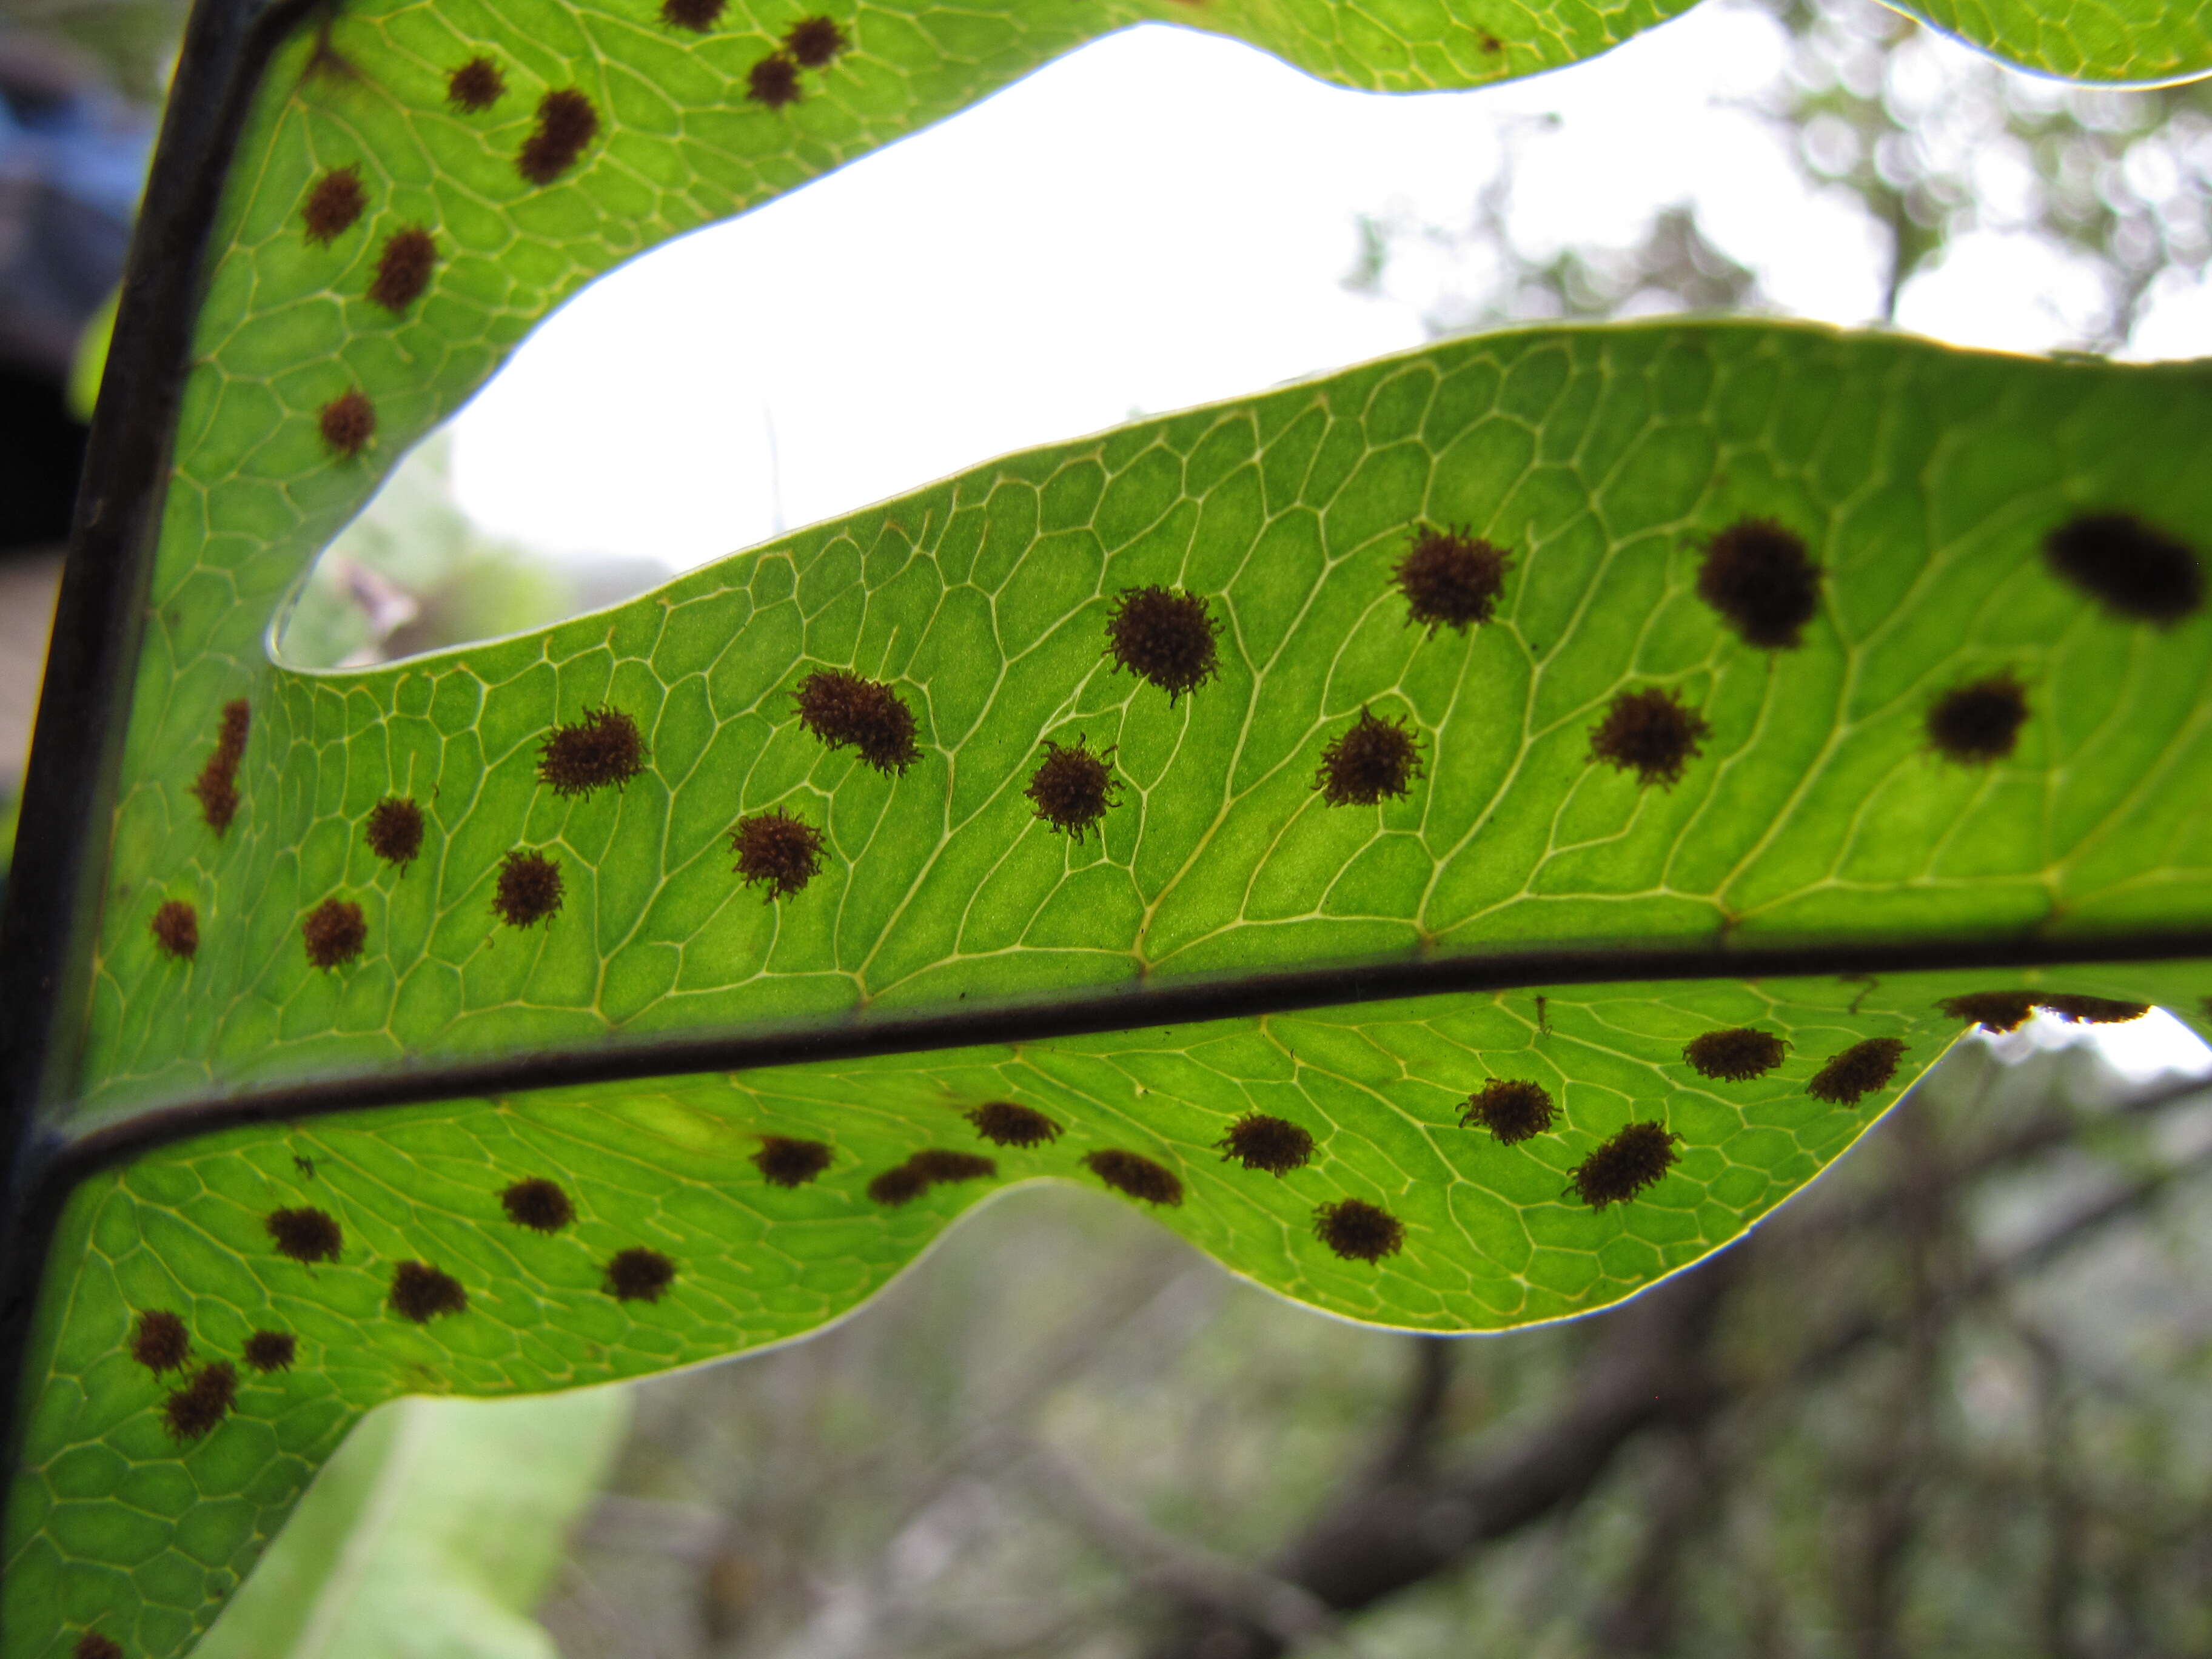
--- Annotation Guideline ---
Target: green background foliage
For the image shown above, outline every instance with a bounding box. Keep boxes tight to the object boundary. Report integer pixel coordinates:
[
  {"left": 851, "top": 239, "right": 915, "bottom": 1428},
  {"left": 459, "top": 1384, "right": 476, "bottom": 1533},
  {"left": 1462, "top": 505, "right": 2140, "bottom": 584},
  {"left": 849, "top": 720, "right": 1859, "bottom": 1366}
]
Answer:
[{"left": 8, "top": 0, "right": 2211, "bottom": 1651}]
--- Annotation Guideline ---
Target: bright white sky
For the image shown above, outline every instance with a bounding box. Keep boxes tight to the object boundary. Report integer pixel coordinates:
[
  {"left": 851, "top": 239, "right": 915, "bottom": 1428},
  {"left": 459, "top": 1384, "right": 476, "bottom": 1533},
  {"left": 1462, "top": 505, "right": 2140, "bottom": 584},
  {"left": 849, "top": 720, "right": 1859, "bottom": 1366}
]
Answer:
[{"left": 436, "top": 2, "right": 2212, "bottom": 1076}]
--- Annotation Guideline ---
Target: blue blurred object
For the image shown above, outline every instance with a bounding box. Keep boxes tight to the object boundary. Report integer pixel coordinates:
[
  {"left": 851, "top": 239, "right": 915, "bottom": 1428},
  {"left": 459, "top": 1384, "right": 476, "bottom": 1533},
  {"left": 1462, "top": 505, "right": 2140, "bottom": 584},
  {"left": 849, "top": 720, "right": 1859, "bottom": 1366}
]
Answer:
[{"left": 0, "top": 32, "right": 152, "bottom": 550}]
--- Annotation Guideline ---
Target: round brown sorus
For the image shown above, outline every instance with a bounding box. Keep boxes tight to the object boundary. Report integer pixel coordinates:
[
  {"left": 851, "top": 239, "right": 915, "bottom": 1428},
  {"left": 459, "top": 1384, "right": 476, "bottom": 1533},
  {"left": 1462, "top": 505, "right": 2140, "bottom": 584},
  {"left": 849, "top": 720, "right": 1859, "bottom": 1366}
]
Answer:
[
  {"left": 1459, "top": 1078, "right": 1557, "bottom": 1145},
  {"left": 1394, "top": 524, "right": 1510, "bottom": 632},
  {"left": 538, "top": 706, "right": 646, "bottom": 797},
  {"left": 1587, "top": 686, "right": 1711, "bottom": 788},
  {"left": 150, "top": 899, "right": 199, "bottom": 961},
  {"left": 866, "top": 1164, "right": 930, "bottom": 1206},
  {"left": 1697, "top": 518, "right": 1820, "bottom": 649},
  {"left": 1926, "top": 672, "right": 2028, "bottom": 765},
  {"left": 364, "top": 796, "right": 424, "bottom": 866},
  {"left": 1027, "top": 737, "right": 1119, "bottom": 840},
  {"left": 967, "top": 1101, "right": 1062, "bottom": 1147},
  {"left": 605, "top": 1247, "right": 677, "bottom": 1303},
  {"left": 241, "top": 1330, "right": 297, "bottom": 1373},
  {"left": 73, "top": 1632, "right": 123, "bottom": 1659},
  {"left": 390, "top": 1260, "right": 468, "bottom": 1322},
  {"left": 446, "top": 55, "right": 505, "bottom": 112},
  {"left": 1569, "top": 1122, "right": 1680, "bottom": 1210},
  {"left": 1682, "top": 1027, "right": 1786, "bottom": 1082},
  {"left": 1315, "top": 706, "right": 1424, "bottom": 806},
  {"left": 1313, "top": 1198, "right": 1404, "bottom": 1263},
  {"left": 517, "top": 88, "right": 598, "bottom": 184},
  {"left": 493, "top": 849, "right": 563, "bottom": 927},
  {"left": 301, "top": 165, "right": 365, "bottom": 244},
  {"left": 2036, "top": 994, "right": 2150, "bottom": 1025},
  {"left": 266, "top": 1206, "right": 342, "bottom": 1264},
  {"left": 500, "top": 1177, "right": 575, "bottom": 1233},
  {"left": 794, "top": 669, "right": 919, "bottom": 773},
  {"left": 754, "top": 1136, "right": 834, "bottom": 1187},
  {"left": 367, "top": 226, "right": 436, "bottom": 314},
  {"left": 161, "top": 1362, "right": 236, "bottom": 1440},
  {"left": 907, "top": 1149, "right": 996, "bottom": 1185},
  {"left": 1216, "top": 1114, "right": 1314, "bottom": 1176},
  {"left": 302, "top": 898, "right": 367, "bottom": 970},
  {"left": 731, "top": 808, "right": 826, "bottom": 900},
  {"left": 318, "top": 389, "right": 375, "bottom": 458},
  {"left": 1937, "top": 990, "right": 2037, "bottom": 1033},
  {"left": 1806, "top": 1037, "right": 1907, "bottom": 1106},
  {"left": 1082, "top": 1148, "right": 1182, "bottom": 1206},
  {"left": 747, "top": 52, "right": 802, "bottom": 108},
  {"left": 1105, "top": 586, "right": 1219, "bottom": 703},
  {"left": 661, "top": 0, "right": 726, "bottom": 27},
  {"left": 2044, "top": 513, "right": 2203, "bottom": 626},
  {"left": 130, "top": 1310, "right": 190, "bottom": 1374},
  {"left": 785, "top": 15, "right": 849, "bottom": 64}
]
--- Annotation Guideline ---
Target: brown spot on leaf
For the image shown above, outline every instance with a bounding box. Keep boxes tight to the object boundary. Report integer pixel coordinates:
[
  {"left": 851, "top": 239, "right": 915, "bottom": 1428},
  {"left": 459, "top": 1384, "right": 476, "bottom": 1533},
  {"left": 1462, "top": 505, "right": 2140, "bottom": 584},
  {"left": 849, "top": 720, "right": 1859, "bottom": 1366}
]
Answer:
[
  {"left": 150, "top": 900, "right": 199, "bottom": 962},
  {"left": 72, "top": 1633, "right": 123, "bottom": 1659},
  {"left": 794, "top": 669, "right": 919, "bottom": 773},
  {"left": 967, "top": 1101, "right": 1062, "bottom": 1148},
  {"left": 1926, "top": 672, "right": 2028, "bottom": 765},
  {"left": 189, "top": 698, "right": 250, "bottom": 833},
  {"left": 1082, "top": 1148, "right": 1182, "bottom": 1205},
  {"left": 517, "top": 89, "right": 598, "bottom": 184},
  {"left": 1315, "top": 706, "right": 1423, "bottom": 806},
  {"left": 1938, "top": 990, "right": 2037, "bottom": 1033},
  {"left": 605, "top": 1248, "right": 677, "bottom": 1303},
  {"left": 1569, "top": 1122, "right": 1680, "bottom": 1210},
  {"left": 301, "top": 166, "right": 365, "bottom": 245},
  {"left": 318, "top": 390, "right": 375, "bottom": 458},
  {"left": 390, "top": 1261, "right": 468, "bottom": 1321},
  {"left": 162, "top": 1362, "right": 237, "bottom": 1439},
  {"left": 493, "top": 850, "right": 563, "bottom": 927},
  {"left": 1395, "top": 523, "right": 1509, "bottom": 632},
  {"left": 731, "top": 808, "right": 825, "bottom": 900},
  {"left": 364, "top": 796, "right": 424, "bottom": 866},
  {"left": 1105, "top": 586, "right": 1219, "bottom": 703},
  {"left": 1313, "top": 1198, "right": 1403, "bottom": 1263},
  {"left": 1697, "top": 518, "right": 1819, "bottom": 649},
  {"left": 2036, "top": 994, "right": 2150, "bottom": 1025},
  {"left": 785, "top": 15, "right": 849, "bottom": 65},
  {"left": 908, "top": 1149, "right": 996, "bottom": 1184},
  {"left": 1459, "top": 1078, "right": 1556, "bottom": 1145},
  {"left": 1027, "top": 737, "right": 1120, "bottom": 840},
  {"left": 130, "top": 1310, "right": 190, "bottom": 1374},
  {"left": 1588, "top": 687, "right": 1710, "bottom": 788},
  {"left": 301, "top": 898, "right": 367, "bottom": 970},
  {"left": 747, "top": 53, "right": 802, "bottom": 108},
  {"left": 866, "top": 1164, "right": 930, "bottom": 1206},
  {"left": 1683, "top": 1027, "right": 1786, "bottom": 1082},
  {"left": 662, "top": 0, "right": 727, "bottom": 27},
  {"left": 446, "top": 56, "right": 505, "bottom": 112},
  {"left": 241, "top": 1330, "right": 297, "bottom": 1373},
  {"left": 538, "top": 706, "right": 646, "bottom": 797},
  {"left": 1216, "top": 1114, "right": 1314, "bottom": 1176},
  {"left": 2044, "top": 513, "right": 2203, "bottom": 626},
  {"left": 266, "top": 1207, "right": 342, "bottom": 1264},
  {"left": 367, "top": 226, "right": 436, "bottom": 314},
  {"left": 754, "top": 1136, "right": 834, "bottom": 1187},
  {"left": 500, "top": 1178, "right": 575, "bottom": 1233},
  {"left": 1806, "top": 1037, "right": 1907, "bottom": 1106}
]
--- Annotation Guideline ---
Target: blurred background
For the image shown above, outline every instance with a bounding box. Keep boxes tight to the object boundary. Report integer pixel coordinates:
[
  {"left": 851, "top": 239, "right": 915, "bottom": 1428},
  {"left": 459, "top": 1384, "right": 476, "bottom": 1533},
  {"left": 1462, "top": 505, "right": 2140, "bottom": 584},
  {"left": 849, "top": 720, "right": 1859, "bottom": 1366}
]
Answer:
[{"left": 4, "top": 0, "right": 2212, "bottom": 1650}]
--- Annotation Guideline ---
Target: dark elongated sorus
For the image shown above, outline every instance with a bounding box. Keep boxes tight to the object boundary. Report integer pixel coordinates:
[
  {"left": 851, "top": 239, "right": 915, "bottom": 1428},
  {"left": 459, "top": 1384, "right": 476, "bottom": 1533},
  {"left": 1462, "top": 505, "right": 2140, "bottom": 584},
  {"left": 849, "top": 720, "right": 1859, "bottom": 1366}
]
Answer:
[
  {"left": 517, "top": 89, "right": 598, "bottom": 183},
  {"left": 241, "top": 1331, "right": 297, "bottom": 1373},
  {"left": 364, "top": 796, "right": 424, "bottom": 866},
  {"left": 1697, "top": 518, "right": 1819, "bottom": 649},
  {"left": 501, "top": 1178, "right": 575, "bottom": 1233},
  {"left": 1105, "top": 586, "right": 1219, "bottom": 702},
  {"left": 1217, "top": 1114, "right": 1315, "bottom": 1175},
  {"left": 1459, "top": 1078, "right": 1556, "bottom": 1144},
  {"left": 494, "top": 850, "right": 563, "bottom": 927},
  {"left": 301, "top": 166, "right": 364, "bottom": 244},
  {"left": 1082, "top": 1149, "right": 1182, "bottom": 1206},
  {"left": 367, "top": 226, "right": 436, "bottom": 313},
  {"left": 1589, "top": 687, "right": 1709, "bottom": 787},
  {"left": 265, "top": 1207, "right": 343, "bottom": 1264},
  {"left": 794, "top": 669, "right": 919, "bottom": 773},
  {"left": 1939, "top": 990, "right": 2037, "bottom": 1032},
  {"left": 1395, "top": 524, "right": 1510, "bottom": 631},
  {"left": 754, "top": 1136, "right": 834, "bottom": 1187},
  {"left": 130, "top": 1311, "right": 189, "bottom": 1373},
  {"left": 301, "top": 898, "right": 367, "bottom": 969},
  {"left": 605, "top": 1248, "right": 677, "bottom": 1303},
  {"left": 1569, "top": 1122, "right": 1680, "bottom": 1209},
  {"left": 731, "top": 808, "right": 825, "bottom": 899},
  {"left": 188, "top": 697, "right": 249, "bottom": 832},
  {"left": 538, "top": 706, "right": 646, "bottom": 796},
  {"left": 161, "top": 1362, "right": 236, "bottom": 1440},
  {"left": 2037, "top": 994, "right": 2150, "bottom": 1024},
  {"left": 2043, "top": 513, "right": 2203, "bottom": 626},
  {"left": 908, "top": 1150, "right": 997, "bottom": 1185},
  {"left": 661, "top": 0, "right": 726, "bottom": 27},
  {"left": 149, "top": 900, "right": 198, "bottom": 961},
  {"left": 1026, "top": 738, "right": 1120, "bottom": 839},
  {"left": 390, "top": 1261, "right": 468, "bottom": 1321},
  {"left": 968, "top": 1101, "right": 1062, "bottom": 1147},
  {"left": 1683, "top": 1027, "right": 1786, "bottom": 1082},
  {"left": 1926, "top": 672, "right": 2028, "bottom": 763},
  {"left": 866, "top": 1165, "right": 930, "bottom": 1206},
  {"left": 1806, "top": 1037, "right": 1907, "bottom": 1105},
  {"left": 1315, "top": 706, "right": 1423, "bottom": 805}
]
